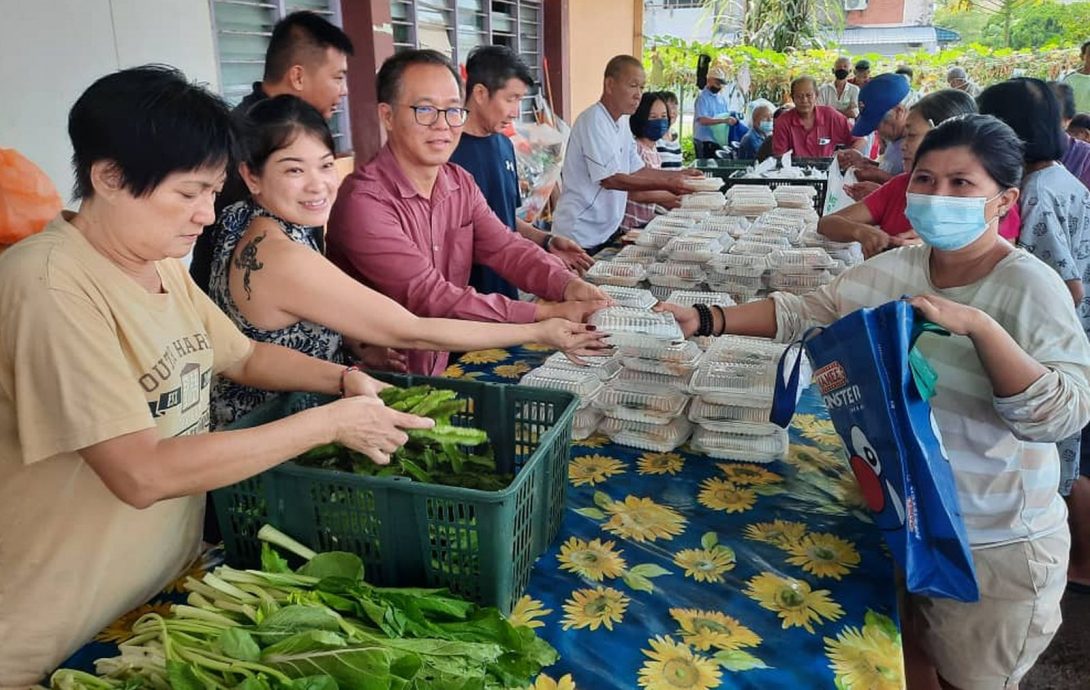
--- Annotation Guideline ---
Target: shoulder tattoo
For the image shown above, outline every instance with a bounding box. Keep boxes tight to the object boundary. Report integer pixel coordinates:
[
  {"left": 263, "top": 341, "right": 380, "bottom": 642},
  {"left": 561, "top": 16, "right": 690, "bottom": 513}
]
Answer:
[{"left": 233, "top": 231, "right": 266, "bottom": 301}]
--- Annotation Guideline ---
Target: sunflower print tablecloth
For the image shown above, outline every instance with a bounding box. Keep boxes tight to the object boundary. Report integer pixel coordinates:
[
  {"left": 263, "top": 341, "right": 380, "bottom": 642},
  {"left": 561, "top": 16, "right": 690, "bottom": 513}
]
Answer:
[
  {"left": 449, "top": 345, "right": 904, "bottom": 690},
  {"left": 62, "top": 345, "right": 904, "bottom": 690}
]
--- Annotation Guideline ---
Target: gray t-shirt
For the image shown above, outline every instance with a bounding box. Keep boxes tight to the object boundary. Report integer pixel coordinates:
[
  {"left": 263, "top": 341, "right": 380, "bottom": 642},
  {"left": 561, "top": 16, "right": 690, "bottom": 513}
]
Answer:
[{"left": 1018, "top": 163, "right": 1090, "bottom": 335}]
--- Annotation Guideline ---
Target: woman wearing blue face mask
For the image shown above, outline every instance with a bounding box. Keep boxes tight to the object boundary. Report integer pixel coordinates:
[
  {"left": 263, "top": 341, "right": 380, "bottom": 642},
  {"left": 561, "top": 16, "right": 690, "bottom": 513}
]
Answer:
[
  {"left": 621, "top": 92, "right": 680, "bottom": 232},
  {"left": 738, "top": 104, "right": 773, "bottom": 159},
  {"left": 660, "top": 114, "right": 1089, "bottom": 690}
]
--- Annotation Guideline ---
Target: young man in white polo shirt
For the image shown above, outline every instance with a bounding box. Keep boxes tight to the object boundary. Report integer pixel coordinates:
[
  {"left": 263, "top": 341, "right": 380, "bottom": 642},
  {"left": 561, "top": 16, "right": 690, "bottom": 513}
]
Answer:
[{"left": 553, "top": 55, "right": 699, "bottom": 252}]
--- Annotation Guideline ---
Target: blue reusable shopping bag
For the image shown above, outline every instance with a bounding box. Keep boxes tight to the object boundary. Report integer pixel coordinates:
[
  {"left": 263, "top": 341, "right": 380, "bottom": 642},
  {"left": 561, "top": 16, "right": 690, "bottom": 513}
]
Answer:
[{"left": 771, "top": 300, "right": 979, "bottom": 602}]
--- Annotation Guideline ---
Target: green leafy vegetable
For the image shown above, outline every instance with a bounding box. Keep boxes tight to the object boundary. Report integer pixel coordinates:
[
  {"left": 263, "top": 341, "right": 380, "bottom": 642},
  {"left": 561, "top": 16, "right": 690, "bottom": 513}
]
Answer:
[{"left": 50, "top": 525, "right": 557, "bottom": 690}]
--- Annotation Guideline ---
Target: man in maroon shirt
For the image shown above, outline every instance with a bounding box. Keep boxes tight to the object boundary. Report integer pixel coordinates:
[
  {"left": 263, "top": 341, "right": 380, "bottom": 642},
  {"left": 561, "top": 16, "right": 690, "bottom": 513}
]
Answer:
[
  {"left": 772, "top": 76, "right": 865, "bottom": 158},
  {"left": 326, "top": 50, "right": 609, "bottom": 376}
]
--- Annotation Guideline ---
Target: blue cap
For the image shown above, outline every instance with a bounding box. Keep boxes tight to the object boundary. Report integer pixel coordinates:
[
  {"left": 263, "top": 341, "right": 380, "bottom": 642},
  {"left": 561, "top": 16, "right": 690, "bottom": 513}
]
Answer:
[{"left": 852, "top": 73, "right": 910, "bottom": 137}]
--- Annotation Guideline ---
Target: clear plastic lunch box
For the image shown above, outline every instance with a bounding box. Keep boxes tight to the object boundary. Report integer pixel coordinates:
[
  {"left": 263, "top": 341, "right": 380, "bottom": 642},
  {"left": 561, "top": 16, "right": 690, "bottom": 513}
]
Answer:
[
  {"left": 597, "top": 285, "right": 658, "bottom": 309},
  {"left": 585, "top": 261, "right": 647, "bottom": 288},
  {"left": 612, "top": 367, "right": 691, "bottom": 392},
  {"left": 664, "top": 290, "right": 736, "bottom": 308},
  {"left": 647, "top": 262, "right": 707, "bottom": 289},
  {"left": 688, "top": 397, "right": 773, "bottom": 425},
  {"left": 599, "top": 415, "right": 693, "bottom": 453},
  {"left": 592, "top": 307, "right": 684, "bottom": 341},
  {"left": 594, "top": 384, "right": 689, "bottom": 424},
  {"left": 689, "top": 423, "right": 789, "bottom": 463},
  {"left": 663, "top": 236, "right": 723, "bottom": 263},
  {"left": 519, "top": 367, "right": 604, "bottom": 407},
  {"left": 613, "top": 245, "right": 662, "bottom": 266},
  {"left": 767, "top": 248, "right": 836, "bottom": 270},
  {"left": 543, "top": 351, "right": 624, "bottom": 381},
  {"left": 572, "top": 406, "right": 603, "bottom": 440}
]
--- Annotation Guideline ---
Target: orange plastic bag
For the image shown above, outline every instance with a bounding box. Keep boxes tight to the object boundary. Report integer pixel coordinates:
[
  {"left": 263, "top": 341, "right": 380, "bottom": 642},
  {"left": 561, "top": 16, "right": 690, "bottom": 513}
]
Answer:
[{"left": 0, "top": 148, "right": 62, "bottom": 245}]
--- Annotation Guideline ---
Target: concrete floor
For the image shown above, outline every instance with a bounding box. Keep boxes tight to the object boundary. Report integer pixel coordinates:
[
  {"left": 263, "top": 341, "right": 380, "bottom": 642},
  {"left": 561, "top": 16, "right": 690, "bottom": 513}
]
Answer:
[{"left": 1022, "top": 588, "right": 1090, "bottom": 690}]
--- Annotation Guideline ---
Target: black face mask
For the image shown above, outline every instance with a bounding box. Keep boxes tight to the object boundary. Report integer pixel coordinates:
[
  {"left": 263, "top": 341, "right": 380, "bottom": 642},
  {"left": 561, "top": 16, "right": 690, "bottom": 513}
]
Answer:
[
  {"left": 708, "top": 84, "right": 722, "bottom": 94},
  {"left": 834, "top": 69, "right": 850, "bottom": 80}
]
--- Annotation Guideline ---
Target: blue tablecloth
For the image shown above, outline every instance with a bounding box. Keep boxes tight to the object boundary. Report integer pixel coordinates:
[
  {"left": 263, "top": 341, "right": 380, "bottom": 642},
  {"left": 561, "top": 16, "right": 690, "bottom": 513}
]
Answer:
[
  {"left": 447, "top": 345, "right": 903, "bottom": 690},
  {"left": 62, "top": 345, "right": 904, "bottom": 690}
]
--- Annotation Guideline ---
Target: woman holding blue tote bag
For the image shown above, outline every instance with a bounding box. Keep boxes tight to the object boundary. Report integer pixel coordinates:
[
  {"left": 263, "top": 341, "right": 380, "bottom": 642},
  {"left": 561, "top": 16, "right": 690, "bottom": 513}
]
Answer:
[{"left": 660, "top": 115, "right": 1090, "bottom": 690}]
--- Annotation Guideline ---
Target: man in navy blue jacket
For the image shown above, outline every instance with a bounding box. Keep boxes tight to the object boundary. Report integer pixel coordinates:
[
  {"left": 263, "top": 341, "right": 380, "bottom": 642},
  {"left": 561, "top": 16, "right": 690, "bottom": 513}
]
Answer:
[{"left": 451, "top": 46, "right": 592, "bottom": 298}]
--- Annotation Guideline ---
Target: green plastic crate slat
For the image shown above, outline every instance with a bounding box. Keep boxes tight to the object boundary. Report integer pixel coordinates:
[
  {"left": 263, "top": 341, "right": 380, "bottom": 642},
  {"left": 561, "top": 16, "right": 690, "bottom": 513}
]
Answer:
[{"left": 210, "top": 374, "right": 577, "bottom": 614}]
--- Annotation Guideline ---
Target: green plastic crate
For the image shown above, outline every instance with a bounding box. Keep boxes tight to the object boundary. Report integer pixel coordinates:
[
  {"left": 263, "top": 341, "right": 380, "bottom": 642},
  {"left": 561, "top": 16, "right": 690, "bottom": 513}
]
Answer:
[{"left": 210, "top": 374, "right": 577, "bottom": 614}]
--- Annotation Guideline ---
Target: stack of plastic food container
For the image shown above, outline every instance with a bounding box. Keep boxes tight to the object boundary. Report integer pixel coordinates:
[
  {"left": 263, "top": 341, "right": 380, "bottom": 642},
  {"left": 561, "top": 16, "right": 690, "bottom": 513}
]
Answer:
[
  {"left": 586, "top": 307, "right": 696, "bottom": 451},
  {"left": 706, "top": 254, "right": 767, "bottom": 301},
  {"left": 772, "top": 185, "right": 817, "bottom": 209},
  {"left": 585, "top": 261, "right": 647, "bottom": 287},
  {"left": 726, "top": 186, "right": 777, "bottom": 216},
  {"left": 519, "top": 365, "right": 607, "bottom": 440},
  {"left": 766, "top": 248, "right": 837, "bottom": 295},
  {"left": 686, "top": 336, "right": 803, "bottom": 462}
]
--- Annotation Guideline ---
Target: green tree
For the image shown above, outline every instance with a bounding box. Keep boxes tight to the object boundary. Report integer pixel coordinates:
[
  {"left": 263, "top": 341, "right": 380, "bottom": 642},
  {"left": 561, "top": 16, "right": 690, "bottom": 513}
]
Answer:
[
  {"left": 698, "top": 0, "right": 844, "bottom": 52},
  {"left": 941, "top": 0, "right": 1038, "bottom": 48},
  {"left": 981, "top": 1, "right": 1090, "bottom": 50}
]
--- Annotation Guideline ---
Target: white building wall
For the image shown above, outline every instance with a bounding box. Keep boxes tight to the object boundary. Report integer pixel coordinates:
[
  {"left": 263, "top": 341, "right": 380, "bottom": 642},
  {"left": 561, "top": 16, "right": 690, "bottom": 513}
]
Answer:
[{"left": 0, "top": 0, "right": 220, "bottom": 203}]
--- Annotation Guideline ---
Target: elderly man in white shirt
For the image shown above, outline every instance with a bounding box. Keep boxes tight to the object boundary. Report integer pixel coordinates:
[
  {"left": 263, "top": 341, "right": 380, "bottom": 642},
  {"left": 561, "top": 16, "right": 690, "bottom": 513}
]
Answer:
[
  {"left": 817, "top": 56, "right": 860, "bottom": 119},
  {"left": 553, "top": 55, "right": 699, "bottom": 252}
]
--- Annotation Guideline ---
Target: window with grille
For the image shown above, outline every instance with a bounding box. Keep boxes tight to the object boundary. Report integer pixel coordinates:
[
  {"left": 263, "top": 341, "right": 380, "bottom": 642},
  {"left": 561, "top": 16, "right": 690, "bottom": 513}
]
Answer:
[
  {"left": 209, "top": 0, "right": 352, "bottom": 153},
  {"left": 390, "top": 0, "right": 543, "bottom": 121}
]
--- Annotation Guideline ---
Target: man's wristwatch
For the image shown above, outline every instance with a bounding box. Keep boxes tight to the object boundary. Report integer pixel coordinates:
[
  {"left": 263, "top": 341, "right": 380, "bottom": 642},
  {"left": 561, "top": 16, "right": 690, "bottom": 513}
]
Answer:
[{"left": 541, "top": 234, "right": 554, "bottom": 251}]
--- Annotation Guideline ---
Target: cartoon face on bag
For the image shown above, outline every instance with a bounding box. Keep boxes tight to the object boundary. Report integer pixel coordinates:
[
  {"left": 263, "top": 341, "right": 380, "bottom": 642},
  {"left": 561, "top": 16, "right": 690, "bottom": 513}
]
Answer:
[{"left": 848, "top": 426, "right": 906, "bottom": 529}]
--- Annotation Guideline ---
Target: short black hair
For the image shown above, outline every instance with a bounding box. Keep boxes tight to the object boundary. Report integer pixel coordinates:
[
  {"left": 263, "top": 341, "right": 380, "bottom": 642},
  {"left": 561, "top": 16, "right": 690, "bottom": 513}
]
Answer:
[
  {"left": 1082, "top": 40, "right": 1090, "bottom": 56},
  {"left": 895, "top": 65, "right": 914, "bottom": 78},
  {"left": 1070, "top": 113, "right": 1090, "bottom": 132},
  {"left": 605, "top": 55, "right": 643, "bottom": 79},
  {"left": 913, "top": 114, "right": 1024, "bottom": 190},
  {"left": 1049, "top": 81, "right": 1077, "bottom": 121},
  {"left": 465, "top": 45, "right": 534, "bottom": 98},
  {"left": 68, "top": 65, "right": 234, "bottom": 200},
  {"left": 659, "top": 90, "right": 679, "bottom": 105},
  {"left": 630, "top": 91, "right": 668, "bottom": 139},
  {"left": 854, "top": 59, "right": 871, "bottom": 71},
  {"left": 978, "top": 78, "right": 1065, "bottom": 163},
  {"left": 376, "top": 49, "right": 463, "bottom": 105},
  {"left": 910, "top": 89, "right": 977, "bottom": 125},
  {"left": 240, "top": 95, "right": 334, "bottom": 175},
  {"left": 264, "top": 11, "right": 354, "bottom": 83}
]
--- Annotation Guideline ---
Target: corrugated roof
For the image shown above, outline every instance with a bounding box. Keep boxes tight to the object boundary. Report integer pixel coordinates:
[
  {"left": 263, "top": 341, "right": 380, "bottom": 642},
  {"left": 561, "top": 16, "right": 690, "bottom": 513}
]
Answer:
[{"left": 834, "top": 26, "right": 938, "bottom": 45}]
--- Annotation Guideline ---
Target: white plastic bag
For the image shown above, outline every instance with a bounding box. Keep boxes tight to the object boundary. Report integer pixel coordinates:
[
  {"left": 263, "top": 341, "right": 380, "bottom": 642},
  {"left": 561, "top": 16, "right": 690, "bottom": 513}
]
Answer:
[{"left": 823, "top": 164, "right": 858, "bottom": 215}]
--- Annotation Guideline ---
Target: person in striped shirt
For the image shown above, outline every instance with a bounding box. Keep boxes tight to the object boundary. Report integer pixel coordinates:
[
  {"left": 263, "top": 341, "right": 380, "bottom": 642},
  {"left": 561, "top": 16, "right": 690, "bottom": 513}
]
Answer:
[
  {"left": 662, "top": 114, "right": 1090, "bottom": 689},
  {"left": 655, "top": 91, "right": 684, "bottom": 169}
]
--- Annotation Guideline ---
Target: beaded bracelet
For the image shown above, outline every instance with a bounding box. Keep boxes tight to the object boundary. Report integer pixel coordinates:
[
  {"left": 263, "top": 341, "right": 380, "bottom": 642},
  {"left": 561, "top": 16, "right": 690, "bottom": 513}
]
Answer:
[{"left": 694, "top": 303, "right": 712, "bottom": 337}]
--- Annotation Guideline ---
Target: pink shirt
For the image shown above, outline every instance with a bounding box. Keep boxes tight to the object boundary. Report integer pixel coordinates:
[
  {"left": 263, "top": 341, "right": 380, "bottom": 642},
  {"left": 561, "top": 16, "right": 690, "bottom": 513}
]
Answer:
[
  {"left": 772, "top": 106, "right": 856, "bottom": 158},
  {"left": 622, "top": 141, "right": 662, "bottom": 231},
  {"left": 862, "top": 172, "right": 1021, "bottom": 241},
  {"left": 327, "top": 145, "right": 573, "bottom": 375}
]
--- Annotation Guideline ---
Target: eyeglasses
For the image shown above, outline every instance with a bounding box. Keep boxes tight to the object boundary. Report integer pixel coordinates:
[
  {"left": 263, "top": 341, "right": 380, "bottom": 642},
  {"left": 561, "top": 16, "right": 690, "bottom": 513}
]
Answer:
[{"left": 404, "top": 104, "right": 469, "bottom": 127}]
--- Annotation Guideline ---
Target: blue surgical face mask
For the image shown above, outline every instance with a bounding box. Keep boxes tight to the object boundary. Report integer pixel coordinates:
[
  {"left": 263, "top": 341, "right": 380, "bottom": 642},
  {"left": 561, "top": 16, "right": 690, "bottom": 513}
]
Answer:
[
  {"left": 903, "top": 192, "right": 997, "bottom": 251},
  {"left": 759, "top": 120, "right": 773, "bottom": 135},
  {"left": 643, "top": 118, "right": 670, "bottom": 141}
]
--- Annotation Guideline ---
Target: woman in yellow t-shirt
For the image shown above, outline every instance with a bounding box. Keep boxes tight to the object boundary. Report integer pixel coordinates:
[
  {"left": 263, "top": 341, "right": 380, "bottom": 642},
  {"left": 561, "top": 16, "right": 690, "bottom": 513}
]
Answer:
[{"left": 0, "top": 66, "right": 437, "bottom": 687}]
